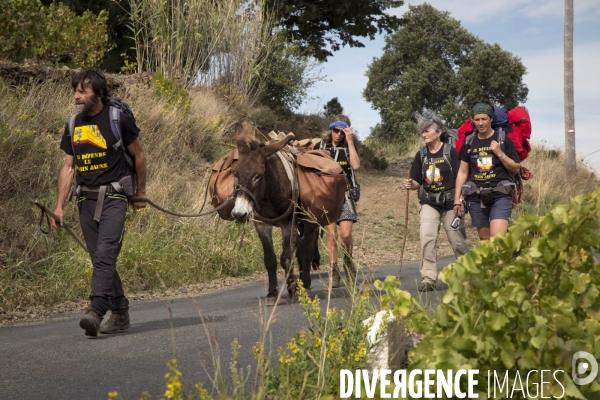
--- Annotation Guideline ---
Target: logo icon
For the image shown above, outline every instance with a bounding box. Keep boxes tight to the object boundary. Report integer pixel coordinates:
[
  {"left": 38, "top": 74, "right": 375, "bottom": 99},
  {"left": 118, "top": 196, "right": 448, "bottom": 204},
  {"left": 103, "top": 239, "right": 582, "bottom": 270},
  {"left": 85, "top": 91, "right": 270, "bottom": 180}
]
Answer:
[{"left": 572, "top": 351, "right": 598, "bottom": 385}]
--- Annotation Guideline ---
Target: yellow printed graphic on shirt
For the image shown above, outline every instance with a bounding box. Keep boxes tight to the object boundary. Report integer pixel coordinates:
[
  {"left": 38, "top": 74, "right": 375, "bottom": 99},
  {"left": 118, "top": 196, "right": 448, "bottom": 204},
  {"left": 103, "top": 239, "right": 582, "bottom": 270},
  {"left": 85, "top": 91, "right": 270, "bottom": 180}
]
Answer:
[
  {"left": 425, "top": 165, "right": 441, "bottom": 183},
  {"left": 477, "top": 156, "right": 493, "bottom": 171},
  {"left": 73, "top": 125, "right": 107, "bottom": 150}
]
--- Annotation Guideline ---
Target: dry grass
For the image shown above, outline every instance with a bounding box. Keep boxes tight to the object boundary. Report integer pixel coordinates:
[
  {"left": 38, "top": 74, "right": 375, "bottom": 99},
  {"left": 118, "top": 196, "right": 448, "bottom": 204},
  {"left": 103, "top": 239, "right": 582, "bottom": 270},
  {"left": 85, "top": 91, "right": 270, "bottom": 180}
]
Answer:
[
  {"left": 515, "top": 141, "right": 599, "bottom": 217},
  {"left": 363, "top": 135, "right": 422, "bottom": 161},
  {"left": 0, "top": 79, "right": 270, "bottom": 312},
  {"left": 129, "top": 0, "right": 275, "bottom": 102}
]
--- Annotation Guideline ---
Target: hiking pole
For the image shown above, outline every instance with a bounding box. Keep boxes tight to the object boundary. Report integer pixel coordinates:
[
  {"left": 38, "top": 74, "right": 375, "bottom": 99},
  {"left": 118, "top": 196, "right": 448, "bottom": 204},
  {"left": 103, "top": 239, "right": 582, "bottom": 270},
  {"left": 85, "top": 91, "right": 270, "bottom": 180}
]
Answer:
[
  {"left": 397, "top": 172, "right": 410, "bottom": 279},
  {"left": 32, "top": 200, "right": 88, "bottom": 253}
]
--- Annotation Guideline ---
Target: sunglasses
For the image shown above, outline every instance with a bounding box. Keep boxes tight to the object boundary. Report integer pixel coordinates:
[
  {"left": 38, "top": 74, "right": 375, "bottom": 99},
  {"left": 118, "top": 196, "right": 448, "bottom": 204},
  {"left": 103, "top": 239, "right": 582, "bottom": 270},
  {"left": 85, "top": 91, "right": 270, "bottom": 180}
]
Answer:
[{"left": 332, "top": 128, "right": 344, "bottom": 134}]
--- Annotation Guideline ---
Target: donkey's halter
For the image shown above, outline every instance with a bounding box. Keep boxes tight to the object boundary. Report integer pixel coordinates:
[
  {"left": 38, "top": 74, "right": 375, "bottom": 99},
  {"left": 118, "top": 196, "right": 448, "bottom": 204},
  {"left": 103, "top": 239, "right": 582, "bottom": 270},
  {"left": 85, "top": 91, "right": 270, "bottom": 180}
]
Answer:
[{"left": 232, "top": 148, "right": 298, "bottom": 225}]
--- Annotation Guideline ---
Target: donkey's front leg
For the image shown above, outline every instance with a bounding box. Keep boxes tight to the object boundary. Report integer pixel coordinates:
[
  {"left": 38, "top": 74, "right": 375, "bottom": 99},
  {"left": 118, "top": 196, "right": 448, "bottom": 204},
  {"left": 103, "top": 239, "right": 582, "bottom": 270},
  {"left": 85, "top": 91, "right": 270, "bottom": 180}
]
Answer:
[
  {"left": 254, "top": 223, "right": 278, "bottom": 306},
  {"left": 280, "top": 221, "right": 298, "bottom": 299}
]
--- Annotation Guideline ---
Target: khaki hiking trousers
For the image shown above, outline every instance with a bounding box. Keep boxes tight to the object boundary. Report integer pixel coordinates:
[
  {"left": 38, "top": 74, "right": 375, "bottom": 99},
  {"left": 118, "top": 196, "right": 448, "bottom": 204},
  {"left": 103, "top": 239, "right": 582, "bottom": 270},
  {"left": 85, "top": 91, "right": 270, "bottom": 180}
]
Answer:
[{"left": 419, "top": 204, "right": 469, "bottom": 284}]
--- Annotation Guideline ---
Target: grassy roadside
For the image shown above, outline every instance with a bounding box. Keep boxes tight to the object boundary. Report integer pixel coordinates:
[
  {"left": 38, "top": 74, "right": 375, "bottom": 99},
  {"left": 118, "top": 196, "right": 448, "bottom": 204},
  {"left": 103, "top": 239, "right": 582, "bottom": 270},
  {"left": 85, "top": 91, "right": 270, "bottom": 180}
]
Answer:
[{"left": 0, "top": 77, "right": 271, "bottom": 313}]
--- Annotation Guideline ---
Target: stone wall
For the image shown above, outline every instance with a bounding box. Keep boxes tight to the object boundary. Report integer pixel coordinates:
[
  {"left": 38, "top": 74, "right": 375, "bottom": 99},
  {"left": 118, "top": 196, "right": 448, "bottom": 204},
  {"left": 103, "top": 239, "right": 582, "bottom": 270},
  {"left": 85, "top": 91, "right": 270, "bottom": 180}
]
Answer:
[{"left": 0, "top": 60, "right": 151, "bottom": 91}]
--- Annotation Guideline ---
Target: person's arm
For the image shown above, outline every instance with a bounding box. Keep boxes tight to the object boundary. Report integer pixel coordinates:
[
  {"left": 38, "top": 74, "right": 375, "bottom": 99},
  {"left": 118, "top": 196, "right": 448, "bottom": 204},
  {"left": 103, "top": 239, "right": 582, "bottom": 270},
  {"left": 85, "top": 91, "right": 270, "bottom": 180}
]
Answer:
[
  {"left": 491, "top": 139, "right": 521, "bottom": 174},
  {"left": 126, "top": 137, "right": 147, "bottom": 209},
  {"left": 52, "top": 155, "right": 75, "bottom": 228},
  {"left": 404, "top": 152, "right": 422, "bottom": 191},
  {"left": 453, "top": 160, "right": 469, "bottom": 217},
  {"left": 343, "top": 128, "right": 360, "bottom": 170}
]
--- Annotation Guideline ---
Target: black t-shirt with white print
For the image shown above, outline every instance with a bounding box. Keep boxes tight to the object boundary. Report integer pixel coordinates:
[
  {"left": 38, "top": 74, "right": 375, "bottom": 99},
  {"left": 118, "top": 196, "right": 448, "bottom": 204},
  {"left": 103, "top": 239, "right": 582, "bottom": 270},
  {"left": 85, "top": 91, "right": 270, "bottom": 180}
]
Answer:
[
  {"left": 410, "top": 145, "right": 459, "bottom": 210},
  {"left": 314, "top": 140, "right": 357, "bottom": 190},
  {"left": 59, "top": 104, "right": 140, "bottom": 187},
  {"left": 458, "top": 131, "right": 520, "bottom": 198}
]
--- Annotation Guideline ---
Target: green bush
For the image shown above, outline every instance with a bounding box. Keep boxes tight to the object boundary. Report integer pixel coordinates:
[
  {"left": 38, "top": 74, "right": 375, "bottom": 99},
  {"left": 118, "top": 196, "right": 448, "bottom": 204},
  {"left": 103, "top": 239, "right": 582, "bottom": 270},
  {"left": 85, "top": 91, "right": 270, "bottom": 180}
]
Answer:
[
  {"left": 370, "top": 155, "right": 389, "bottom": 171},
  {"left": 150, "top": 72, "right": 190, "bottom": 109},
  {"left": 0, "top": 0, "right": 110, "bottom": 67},
  {"left": 408, "top": 186, "right": 600, "bottom": 399}
]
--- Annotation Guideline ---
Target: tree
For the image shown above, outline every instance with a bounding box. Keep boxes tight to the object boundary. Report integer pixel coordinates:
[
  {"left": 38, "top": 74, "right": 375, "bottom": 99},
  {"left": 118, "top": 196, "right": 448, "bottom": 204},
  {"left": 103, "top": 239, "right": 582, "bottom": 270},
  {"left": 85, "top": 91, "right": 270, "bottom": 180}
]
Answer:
[
  {"left": 267, "top": 0, "right": 403, "bottom": 61},
  {"left": 363, "top": 4, "right": 528, "bottom": 143},
  {"left": 42, "top": 0, "right": 133, "bottom": 72},
  {"left": 258, "top": 38, "right": 322, "bottom": 114},
  {"left": 323, "top": 97, "right": 344, "bottom": 118},
  {"left": 0, "top": 0, "right": 111, "bottom": 68}
]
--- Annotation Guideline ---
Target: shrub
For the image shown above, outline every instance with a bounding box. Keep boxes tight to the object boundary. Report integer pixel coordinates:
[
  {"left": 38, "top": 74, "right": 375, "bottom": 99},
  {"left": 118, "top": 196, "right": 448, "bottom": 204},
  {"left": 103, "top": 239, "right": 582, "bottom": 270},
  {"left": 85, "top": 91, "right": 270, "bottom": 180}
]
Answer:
[
  {"left": 370, "top": 155, "right": 389, "bottom": 171},
  {"left": 261, "top": 287, "right": 372, "bottom": 398},
  {"left": 0, "top": 0, "right": 111, "bottom": 67},
  {"left": 408, "top": 186, "right": 600, "bottom": 399}
]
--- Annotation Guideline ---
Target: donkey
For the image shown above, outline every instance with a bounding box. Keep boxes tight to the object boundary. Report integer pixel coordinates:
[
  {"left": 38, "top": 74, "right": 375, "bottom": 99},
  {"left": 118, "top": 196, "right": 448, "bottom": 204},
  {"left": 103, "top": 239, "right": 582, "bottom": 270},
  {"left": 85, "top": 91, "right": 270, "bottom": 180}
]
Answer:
[{"left": 230, "top": 123, "right": 319, "bottom": 305}]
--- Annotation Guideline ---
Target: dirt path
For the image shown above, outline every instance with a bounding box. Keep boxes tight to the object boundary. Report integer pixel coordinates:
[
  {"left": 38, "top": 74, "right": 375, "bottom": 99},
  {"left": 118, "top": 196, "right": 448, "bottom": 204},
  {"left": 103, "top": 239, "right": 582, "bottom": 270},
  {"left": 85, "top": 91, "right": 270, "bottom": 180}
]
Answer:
[{"left": 352, "top": 158, "right": 480, "bottom": 269}]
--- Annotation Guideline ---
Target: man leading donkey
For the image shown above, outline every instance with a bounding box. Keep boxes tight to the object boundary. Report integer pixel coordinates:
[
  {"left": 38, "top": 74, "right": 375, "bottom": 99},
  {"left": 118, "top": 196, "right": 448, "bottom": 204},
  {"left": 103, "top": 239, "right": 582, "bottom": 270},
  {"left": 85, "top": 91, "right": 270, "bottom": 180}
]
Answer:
[{"left": 52, "top": 70, "right": 147, "bottom": 336}]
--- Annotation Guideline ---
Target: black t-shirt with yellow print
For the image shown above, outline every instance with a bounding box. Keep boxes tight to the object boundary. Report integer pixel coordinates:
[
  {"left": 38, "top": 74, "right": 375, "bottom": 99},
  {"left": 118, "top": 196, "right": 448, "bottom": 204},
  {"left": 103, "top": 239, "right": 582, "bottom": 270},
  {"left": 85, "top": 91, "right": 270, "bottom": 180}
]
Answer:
[
  {"left": 410, "top": 145, "right": 459, "bottom": 210},
  {"left": 458, "top": 132, "right": 520, "bottom": 193},
  {"left": 60, "top": 105, "right": 139, "bottom": 187}
]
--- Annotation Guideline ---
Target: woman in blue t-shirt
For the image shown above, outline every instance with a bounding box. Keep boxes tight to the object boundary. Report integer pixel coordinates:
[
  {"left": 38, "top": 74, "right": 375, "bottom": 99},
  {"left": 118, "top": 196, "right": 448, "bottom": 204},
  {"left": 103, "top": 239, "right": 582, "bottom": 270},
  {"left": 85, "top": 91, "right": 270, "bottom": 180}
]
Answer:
[
  {"left": 454, "top": 100, "right": 521, "bottom": 240},
  {"left": 313, "top": 114, "right": 360, "bottom": 288}
]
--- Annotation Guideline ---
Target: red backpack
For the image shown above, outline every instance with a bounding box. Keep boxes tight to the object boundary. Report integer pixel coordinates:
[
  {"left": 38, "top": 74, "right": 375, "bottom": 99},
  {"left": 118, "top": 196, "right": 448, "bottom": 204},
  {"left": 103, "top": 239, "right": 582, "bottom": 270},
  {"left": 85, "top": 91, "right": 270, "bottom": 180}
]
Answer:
[
  {"left": 455, "top": 105, "right": 531, "bottom": 161},
  {"left": 454, "top": 105, "right": 533, "bottom": 208}
]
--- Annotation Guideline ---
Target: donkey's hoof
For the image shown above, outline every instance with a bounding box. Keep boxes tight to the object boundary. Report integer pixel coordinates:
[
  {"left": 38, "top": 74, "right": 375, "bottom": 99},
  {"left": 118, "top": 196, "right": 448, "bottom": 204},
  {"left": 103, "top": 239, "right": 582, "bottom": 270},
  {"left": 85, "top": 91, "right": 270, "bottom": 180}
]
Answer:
[{"left": 264, "top": 296, "right": 277, "bottom": 307}]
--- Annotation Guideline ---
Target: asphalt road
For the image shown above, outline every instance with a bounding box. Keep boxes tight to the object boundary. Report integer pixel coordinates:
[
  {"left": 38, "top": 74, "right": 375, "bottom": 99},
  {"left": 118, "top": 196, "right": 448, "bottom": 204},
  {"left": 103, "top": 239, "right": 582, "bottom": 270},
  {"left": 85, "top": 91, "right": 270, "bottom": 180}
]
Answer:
[{"left": 0, "top": 256, "right": 455, "bottom": 400}]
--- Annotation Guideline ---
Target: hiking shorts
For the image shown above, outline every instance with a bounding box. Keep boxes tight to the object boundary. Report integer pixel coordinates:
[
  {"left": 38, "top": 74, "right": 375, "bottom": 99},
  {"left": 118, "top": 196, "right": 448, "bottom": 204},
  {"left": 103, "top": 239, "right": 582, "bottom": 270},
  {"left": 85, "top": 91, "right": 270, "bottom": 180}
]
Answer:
[{"left": 467, "top": 195, "right": 512, "bottom": 227}]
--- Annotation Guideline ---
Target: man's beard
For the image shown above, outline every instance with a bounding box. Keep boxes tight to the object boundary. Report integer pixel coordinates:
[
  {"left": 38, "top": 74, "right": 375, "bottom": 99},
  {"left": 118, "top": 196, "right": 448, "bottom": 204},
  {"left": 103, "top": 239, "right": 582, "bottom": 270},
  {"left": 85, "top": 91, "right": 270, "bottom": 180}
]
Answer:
[{"left": 80, "top": 94, "right": 100, "bottom": 115}]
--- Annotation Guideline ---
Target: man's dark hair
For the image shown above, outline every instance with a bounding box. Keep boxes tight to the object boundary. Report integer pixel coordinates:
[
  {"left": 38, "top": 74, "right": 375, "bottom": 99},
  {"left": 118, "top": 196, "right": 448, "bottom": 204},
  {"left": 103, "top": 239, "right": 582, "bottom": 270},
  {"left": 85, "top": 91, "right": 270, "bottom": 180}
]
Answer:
[{"left": 71, "top": 70, "right": 109, "bottom": 103}]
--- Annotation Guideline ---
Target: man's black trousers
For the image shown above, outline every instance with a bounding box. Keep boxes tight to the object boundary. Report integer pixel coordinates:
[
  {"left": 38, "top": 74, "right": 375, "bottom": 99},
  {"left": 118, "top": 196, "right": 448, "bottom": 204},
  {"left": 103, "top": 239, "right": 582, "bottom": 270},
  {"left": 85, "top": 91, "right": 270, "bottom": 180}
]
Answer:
[{"left": 78, "top": 194, "right": 129, "bottom": 316}]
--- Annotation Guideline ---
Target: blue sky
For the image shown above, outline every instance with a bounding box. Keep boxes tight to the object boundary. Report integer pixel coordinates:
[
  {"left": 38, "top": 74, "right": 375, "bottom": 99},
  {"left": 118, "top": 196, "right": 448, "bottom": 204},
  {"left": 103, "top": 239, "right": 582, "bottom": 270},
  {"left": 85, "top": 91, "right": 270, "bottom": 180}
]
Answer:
[{"left": 299, "top": 0, "right": 600, "bottom": 171}]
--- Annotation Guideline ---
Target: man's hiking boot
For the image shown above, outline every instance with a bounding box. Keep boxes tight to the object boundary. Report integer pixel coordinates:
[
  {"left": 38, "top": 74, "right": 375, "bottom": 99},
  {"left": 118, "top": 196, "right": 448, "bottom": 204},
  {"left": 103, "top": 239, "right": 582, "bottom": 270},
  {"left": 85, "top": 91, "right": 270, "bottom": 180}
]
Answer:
[
  {"left": 79, "top": 310, "right": 102, "bottom": 337},
  {"left": 99, "top": 311, "right": 130, "bottom": 334},
  {"left": 330, "top": 264, "right": 341, "bottom": 288},
  {"left": 418, "top": 281, "right": 437, "bottom": 292}
]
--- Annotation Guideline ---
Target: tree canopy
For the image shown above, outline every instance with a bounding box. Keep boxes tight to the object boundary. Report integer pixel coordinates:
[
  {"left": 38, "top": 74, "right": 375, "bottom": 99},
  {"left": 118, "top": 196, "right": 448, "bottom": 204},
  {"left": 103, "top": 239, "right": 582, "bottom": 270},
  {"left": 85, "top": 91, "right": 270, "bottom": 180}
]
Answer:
[
  {"left": 323, "top": 97, "right": 344, "bottom": 118},
  {"left": 258, "top": 38, "right": 322, "bottom": 114},
  {"left": 267, "top": 0, "right": 403, "bottom": 61},
  {"left": 363, "top": 4, "right": 528, "bottom": 142}
]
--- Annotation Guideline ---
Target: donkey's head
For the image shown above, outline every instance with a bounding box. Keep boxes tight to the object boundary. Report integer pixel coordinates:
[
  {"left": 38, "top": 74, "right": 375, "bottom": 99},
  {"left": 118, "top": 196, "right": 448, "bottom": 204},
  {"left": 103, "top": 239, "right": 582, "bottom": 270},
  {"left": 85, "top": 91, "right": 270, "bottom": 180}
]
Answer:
[{"left": 230, "top": 123, "right": 294, "bottom": 222}]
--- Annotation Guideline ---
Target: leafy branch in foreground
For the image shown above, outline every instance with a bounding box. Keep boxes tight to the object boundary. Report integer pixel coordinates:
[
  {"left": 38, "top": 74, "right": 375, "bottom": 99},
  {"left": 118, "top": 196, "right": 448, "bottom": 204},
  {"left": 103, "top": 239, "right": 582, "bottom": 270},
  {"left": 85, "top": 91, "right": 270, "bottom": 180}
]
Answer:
[{"left": 409, "top": 186, "right": 600, "bottom": 399}]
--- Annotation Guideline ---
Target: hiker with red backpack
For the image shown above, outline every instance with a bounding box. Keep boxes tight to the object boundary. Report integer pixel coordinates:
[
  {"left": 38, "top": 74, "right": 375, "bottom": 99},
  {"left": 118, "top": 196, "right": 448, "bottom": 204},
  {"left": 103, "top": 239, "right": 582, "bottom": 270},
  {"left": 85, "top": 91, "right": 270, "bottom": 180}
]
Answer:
[
  {"left": 454, "top": 100, "right": 521, "bottom": 240},
  {"left": 52, "top": 70, "right": 147, "bottom": 336}
]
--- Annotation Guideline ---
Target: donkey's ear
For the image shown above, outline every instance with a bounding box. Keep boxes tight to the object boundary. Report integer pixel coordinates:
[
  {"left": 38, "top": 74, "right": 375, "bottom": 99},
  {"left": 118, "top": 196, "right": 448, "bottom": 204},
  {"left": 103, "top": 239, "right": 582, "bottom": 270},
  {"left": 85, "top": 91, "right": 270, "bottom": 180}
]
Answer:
[
  {"left": 235, "top": 122, "right": 250, "bottom": 150},
  {"left": 260, "top": 133, "right": 295, "bottom": 158}
]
